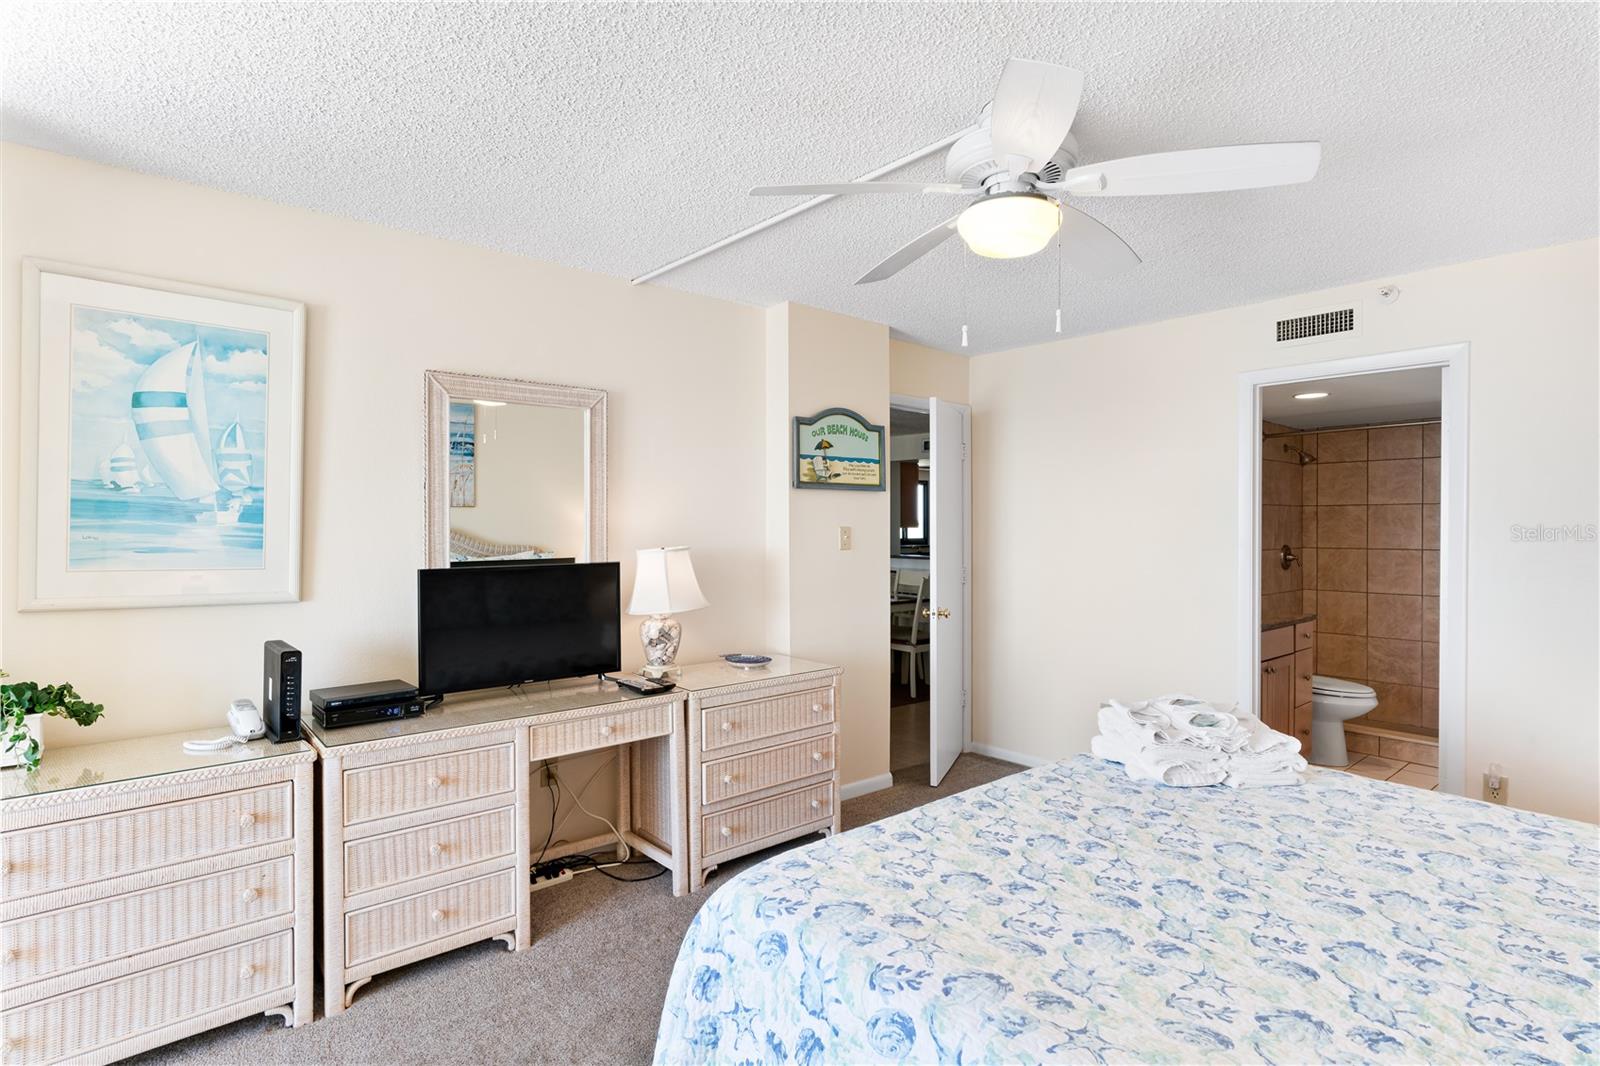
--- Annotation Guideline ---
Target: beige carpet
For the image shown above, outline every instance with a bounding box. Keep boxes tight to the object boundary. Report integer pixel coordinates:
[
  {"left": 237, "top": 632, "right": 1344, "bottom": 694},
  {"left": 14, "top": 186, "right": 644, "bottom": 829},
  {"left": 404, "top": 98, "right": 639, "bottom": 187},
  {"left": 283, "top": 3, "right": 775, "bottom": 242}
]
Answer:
[{"left": 130, "top": 753, "right": 1023, "bottom": 1066}]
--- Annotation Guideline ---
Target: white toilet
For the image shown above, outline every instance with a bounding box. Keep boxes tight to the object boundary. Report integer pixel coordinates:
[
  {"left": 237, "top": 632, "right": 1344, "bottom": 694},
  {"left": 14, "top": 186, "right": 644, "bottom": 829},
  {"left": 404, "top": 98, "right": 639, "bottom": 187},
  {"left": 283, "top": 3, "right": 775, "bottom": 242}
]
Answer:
[{"left": 1309, "top": 675, "right": 1379, "bottom": 766}]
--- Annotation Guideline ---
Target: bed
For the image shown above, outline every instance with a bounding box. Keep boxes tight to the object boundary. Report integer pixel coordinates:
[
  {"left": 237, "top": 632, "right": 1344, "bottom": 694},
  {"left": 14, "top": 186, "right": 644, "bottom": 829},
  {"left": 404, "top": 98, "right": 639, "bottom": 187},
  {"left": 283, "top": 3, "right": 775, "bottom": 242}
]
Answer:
[{"left": 654, "top": 756, "right": 1599, "bottom": 1064}]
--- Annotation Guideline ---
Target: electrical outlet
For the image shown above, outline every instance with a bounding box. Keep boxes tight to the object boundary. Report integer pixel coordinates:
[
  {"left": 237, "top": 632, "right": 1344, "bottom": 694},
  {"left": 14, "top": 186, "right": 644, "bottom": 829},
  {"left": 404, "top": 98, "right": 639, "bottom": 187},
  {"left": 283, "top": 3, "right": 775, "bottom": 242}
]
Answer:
[
  {"left": 838, "top": 526, "right": 852, "bottom": 551},
  {"left": 1483, "top": 767, "right": 1509, "bottom": 805}
]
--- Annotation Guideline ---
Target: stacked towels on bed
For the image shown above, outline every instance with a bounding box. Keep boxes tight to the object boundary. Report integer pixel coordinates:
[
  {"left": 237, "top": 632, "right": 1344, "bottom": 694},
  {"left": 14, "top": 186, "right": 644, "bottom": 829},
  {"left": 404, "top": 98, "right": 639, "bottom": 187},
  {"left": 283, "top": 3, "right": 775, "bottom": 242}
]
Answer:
[{"left": 1090, "top": 695, "right": 1308, "bottom": 788}]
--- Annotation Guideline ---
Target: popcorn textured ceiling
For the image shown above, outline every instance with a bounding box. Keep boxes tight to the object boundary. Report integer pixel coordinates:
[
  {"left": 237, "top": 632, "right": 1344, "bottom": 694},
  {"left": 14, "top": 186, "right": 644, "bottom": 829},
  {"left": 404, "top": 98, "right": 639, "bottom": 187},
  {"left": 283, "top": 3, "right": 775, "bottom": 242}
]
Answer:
[{"left": 4, "top": 2, "right": 1595, "bottom": 354}]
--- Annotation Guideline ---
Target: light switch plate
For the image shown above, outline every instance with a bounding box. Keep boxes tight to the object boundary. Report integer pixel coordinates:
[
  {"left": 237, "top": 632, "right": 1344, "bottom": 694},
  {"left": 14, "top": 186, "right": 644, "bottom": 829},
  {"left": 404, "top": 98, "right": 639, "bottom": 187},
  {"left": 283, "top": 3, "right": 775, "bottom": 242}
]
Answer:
[{"left": 838, "top": 526, "right": 852, "bottom": 551}]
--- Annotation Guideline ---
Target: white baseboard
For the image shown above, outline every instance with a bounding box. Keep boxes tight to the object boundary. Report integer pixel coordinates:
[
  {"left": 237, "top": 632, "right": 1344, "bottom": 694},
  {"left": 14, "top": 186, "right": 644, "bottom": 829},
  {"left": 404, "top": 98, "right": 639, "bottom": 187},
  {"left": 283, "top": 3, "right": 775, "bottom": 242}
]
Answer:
[
  {"left": 839, "top": 772, "right": 894, "bottom": 800},
  {"left": 965, "top": 742, "right": 1050, "bottom": 768}
]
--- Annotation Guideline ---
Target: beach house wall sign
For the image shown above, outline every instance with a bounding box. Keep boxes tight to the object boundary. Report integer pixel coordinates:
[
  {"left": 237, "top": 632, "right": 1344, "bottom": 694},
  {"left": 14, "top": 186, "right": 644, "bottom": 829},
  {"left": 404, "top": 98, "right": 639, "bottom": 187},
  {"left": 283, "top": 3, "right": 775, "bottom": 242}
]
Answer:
[{"left": 792, "top": 408, "right": 885, "bottom": 491}]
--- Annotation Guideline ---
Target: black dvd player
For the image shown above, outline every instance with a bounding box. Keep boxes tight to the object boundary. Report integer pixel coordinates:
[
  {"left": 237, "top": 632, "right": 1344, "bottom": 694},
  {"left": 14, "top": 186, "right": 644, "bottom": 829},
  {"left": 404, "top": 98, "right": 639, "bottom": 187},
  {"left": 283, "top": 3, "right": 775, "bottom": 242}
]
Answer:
[
  {"left": 310, "top": 679, "right": 419, "bottom": 711},
  {"left": 313, "top": 699, "right": 425, "bottom": 730}
]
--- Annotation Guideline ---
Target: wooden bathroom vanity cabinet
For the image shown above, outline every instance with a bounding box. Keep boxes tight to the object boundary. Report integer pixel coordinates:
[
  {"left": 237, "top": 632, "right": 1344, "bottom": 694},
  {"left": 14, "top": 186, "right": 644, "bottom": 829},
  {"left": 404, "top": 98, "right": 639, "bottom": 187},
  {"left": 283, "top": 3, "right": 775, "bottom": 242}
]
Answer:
[{"left": 1261, "top": 619, "right": 1315, "bottom": 751}]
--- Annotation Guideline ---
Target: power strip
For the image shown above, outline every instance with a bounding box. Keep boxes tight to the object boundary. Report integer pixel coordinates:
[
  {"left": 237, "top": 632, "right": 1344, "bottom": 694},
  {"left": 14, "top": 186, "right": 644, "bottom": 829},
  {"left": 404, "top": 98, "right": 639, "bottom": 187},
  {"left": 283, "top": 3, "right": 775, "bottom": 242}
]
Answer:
[{"left": 530, "top": 868, "right": 574, "bottom": 893}]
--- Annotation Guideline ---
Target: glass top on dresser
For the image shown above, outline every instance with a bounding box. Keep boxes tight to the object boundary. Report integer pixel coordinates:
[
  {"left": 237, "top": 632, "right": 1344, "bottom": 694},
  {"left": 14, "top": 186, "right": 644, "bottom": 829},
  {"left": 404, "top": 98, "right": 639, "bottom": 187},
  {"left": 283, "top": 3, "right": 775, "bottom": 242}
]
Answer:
[
  {"left": 1, "top": 730, "right": 314, "bottom": 801},
  {"left": 304, "top": 657, "right": 838, "bottom": 749},
  {"left": 304, "top": 675, "right": 668, "bottom": 748},
  {"left": 671, "top": 655, "right": 837, "bottom": 692}
]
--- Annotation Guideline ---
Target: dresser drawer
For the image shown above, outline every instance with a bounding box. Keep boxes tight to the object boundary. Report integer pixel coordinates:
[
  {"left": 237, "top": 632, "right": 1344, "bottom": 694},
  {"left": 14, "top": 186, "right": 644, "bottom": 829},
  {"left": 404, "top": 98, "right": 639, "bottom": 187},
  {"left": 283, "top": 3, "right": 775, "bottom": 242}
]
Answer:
[
  {"left": 528, "top": 703, "right": 673, "bottom": 760},
  {"left": 1, "top": 929, "right": 292, "bottom": 1065},
  {"left": 701, "top": 688, "right": 834, "bottom": 752},
  {"left": 702, "top": 733, "right": 835, "bottom": 805},
  {"left": 343, "top": 870, "right": 516, "bottom": 968},
  {"left": 1, "top": 857, "right": 292, "bottom": 986},
  {"left": 344, "top": 807, "right": 515, "bottom": 896},
  {"left": 1, "top": 783, "right": 292, "bottom": 901},
  {"left": 343, "top": 743, "right": 515, "bottom": 825},
  {"left": 703, "top": 782, "right": 833, "bottom": 860},
  {"left": 1260, "top": 625, "right": 1294, "bottom": 661}
]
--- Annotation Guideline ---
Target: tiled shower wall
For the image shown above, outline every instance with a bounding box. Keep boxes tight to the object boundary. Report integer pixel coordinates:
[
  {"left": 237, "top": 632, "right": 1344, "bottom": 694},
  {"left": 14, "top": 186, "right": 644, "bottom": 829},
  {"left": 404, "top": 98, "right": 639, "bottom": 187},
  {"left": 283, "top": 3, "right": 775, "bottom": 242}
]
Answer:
[
  {"left": 1304, "top": 422, "right": 1441, "bottom": 733},
  {"left": 1261, "top": 421, "right": 1307, "bottom": 626}
]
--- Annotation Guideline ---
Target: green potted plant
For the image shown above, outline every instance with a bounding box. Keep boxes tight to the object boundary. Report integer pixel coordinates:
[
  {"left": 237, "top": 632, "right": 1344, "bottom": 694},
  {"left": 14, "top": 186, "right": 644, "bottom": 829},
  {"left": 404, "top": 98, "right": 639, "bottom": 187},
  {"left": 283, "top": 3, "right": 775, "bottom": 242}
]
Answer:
[{"left": 1, "top": 671, "right": 106, "bottom": 773}]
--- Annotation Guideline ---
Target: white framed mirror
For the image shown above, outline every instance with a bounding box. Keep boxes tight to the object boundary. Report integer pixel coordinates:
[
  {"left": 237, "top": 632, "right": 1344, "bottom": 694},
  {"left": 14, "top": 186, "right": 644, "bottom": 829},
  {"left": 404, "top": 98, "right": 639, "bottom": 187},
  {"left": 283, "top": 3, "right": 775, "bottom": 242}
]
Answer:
[{"left": 423, "top": 370, "right": 606, "bottom": 568}]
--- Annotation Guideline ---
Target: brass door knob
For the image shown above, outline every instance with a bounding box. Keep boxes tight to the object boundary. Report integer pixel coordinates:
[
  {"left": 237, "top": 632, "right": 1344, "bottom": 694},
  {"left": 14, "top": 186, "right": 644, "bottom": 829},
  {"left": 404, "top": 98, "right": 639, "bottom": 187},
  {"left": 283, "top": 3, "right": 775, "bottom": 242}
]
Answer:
[{"left": 921, "top": 607, "right": 952, "bottom": 619}]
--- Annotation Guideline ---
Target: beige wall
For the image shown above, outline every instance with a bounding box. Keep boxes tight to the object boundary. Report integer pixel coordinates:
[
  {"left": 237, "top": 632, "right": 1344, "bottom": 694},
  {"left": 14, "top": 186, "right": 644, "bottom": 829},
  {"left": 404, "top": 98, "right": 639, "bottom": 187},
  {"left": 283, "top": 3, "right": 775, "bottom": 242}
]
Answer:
[
  {"left": 890, "top": 338, "right": 968, "bottom": 403},
  {"left": 449, "top": 402, "right": 587, "bottom": 558},
  {"left": 765, "top": 303, "right": 892, "bottom": 789},
  {"left": 1302, "top": 422, "right": 1444, "bottom": 733},
  {"left": 1, "top": 144, "right": 769, "bottom": 756},
  {"left": 970, "top": 239, "right": 1599, "bottom": 822}
]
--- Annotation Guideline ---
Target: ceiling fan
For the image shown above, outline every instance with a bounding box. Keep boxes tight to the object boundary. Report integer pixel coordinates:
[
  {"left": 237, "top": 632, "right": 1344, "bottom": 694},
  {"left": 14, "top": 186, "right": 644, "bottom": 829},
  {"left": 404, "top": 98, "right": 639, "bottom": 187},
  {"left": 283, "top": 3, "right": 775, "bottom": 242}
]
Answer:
[{"left": 752, "top": 58, "right": 1321, "bottom": 285}]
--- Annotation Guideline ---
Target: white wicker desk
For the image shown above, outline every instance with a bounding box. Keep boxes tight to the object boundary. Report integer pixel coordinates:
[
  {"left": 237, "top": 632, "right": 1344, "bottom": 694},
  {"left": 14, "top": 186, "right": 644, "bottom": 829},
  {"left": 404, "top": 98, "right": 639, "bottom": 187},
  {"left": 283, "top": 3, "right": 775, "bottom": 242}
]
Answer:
[
  {"left": 306, "top": 678, "right": 686, "bottom": 1016},
  {"left": 0, "top": 731, "right": 316, "bottom": 1065}
]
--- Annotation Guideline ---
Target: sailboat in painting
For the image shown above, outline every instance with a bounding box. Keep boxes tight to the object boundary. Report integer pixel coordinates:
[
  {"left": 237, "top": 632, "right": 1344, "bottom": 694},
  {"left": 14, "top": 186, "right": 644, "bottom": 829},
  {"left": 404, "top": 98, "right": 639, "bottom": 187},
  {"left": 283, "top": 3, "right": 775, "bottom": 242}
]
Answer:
[
  {"left": 130, "top": 341, "right": 242, "bottom": 525},
  {"left": 97, "top": 444, "right": 141, "bottom": 492},
  {"left": 215, "top": 421, "right": 252, "bottom": 502}
]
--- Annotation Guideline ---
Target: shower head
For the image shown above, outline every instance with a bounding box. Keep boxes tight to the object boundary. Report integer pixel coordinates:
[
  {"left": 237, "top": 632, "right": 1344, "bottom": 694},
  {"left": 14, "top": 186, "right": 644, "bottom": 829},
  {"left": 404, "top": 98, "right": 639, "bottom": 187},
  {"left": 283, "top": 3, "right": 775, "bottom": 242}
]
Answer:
[{"left": 1282, "top": 443, "right": 1318, "bottom": 466}]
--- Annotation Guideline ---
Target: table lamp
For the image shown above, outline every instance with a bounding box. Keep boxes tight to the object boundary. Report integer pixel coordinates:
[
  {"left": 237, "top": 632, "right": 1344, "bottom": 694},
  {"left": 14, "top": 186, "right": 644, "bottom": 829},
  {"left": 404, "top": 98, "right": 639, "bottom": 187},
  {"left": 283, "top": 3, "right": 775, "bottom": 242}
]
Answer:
[{"left": 628, "top": 546, "right": 709, "bottom": 677}]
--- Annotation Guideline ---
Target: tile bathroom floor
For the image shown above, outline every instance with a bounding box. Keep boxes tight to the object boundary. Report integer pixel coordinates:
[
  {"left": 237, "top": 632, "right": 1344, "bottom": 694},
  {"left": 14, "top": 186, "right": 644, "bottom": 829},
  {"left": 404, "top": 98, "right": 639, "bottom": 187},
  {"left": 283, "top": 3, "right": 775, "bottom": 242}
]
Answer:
[{"left": 1334, "top": 754, "right": 1438, "bottom": 790}]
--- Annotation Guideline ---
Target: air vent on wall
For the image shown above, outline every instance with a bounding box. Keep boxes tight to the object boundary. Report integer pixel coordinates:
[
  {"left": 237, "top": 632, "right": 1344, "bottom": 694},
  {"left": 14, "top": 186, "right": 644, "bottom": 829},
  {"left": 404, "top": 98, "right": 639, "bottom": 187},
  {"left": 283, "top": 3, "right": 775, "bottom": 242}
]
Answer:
[{"left": 1276, "top": 306, "right": 1356, "bottom": 345}]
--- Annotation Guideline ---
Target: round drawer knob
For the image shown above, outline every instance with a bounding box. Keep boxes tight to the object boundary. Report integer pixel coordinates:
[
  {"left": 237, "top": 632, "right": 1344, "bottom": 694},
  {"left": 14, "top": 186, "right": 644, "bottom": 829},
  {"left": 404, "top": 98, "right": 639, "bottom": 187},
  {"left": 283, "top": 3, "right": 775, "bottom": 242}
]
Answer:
[
  {"left": 599, "top": 725, "right": 612, "bottom": 737},
  {"left": 238, "top": 813, "right": 256, "bottom": 829},
  {"left": 240, "top": 887, "right": 259, "bottom": 904},
  {"left": 812, "top": 751, "right": 823, "bottom": 761},
  {"left": 721, "top": 722, "right": 732, "bottom": 732},
  {"left": 721, "top": 774, "right": 733, "bottom": 785},
  {"left": 239, "top": 964, "right": 254, "bottom": 980},
  {"left": 429, "top": 843, "right": 444, "bottom": 857},
  {"left": 428, "top": 776, "right": 443, "bottom": 789},
  {"left": 810, "top": 799, "right": 821, "bottom": 810},
  {"left": 720, "top": 826, "right": 732, "bottom": 837},
  {"left": 812, "top": 703, "right": 822, "bottom": 713},
  {"left": 430, "top": 909, "right": 445, "bottom": 923}
]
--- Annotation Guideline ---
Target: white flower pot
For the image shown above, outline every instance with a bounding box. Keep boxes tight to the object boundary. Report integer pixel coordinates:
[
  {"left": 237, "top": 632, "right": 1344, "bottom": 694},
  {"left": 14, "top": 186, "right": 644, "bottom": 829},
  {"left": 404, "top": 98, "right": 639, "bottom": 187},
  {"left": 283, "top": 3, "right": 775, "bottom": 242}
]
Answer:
[{"left": 1, "top": 715, "right": 44, "bottom": 769}]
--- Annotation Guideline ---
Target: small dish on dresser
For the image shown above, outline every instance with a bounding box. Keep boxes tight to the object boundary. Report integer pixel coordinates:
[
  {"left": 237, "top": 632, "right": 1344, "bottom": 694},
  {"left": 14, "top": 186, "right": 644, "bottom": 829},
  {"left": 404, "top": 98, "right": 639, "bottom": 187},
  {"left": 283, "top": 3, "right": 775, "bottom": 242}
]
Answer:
[{"left": 721, "top": 653, "right": 773, "bottom": 669}]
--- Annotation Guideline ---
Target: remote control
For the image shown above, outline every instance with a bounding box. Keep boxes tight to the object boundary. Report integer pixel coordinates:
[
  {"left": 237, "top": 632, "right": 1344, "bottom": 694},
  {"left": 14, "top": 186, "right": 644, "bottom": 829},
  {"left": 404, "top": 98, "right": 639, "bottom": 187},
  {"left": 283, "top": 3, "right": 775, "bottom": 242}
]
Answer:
[{"left": 604, "top": 673, "right": 676, "bottom": 694}]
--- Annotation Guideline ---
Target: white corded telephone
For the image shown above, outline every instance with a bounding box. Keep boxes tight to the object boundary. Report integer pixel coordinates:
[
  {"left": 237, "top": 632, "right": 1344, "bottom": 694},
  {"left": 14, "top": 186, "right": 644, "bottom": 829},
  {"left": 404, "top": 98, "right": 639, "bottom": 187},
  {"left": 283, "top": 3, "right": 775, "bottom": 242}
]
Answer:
[{"left": 182, "top": 699, "right": 267, "bottom": 753}]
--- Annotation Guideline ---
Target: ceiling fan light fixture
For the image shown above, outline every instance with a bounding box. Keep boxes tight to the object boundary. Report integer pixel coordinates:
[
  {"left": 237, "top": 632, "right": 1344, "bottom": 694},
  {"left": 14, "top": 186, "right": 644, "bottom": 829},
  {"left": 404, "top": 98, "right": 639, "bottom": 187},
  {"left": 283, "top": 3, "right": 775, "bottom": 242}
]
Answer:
[{"left": 956, "top": 192, "right": 1061, "bottom": 259}]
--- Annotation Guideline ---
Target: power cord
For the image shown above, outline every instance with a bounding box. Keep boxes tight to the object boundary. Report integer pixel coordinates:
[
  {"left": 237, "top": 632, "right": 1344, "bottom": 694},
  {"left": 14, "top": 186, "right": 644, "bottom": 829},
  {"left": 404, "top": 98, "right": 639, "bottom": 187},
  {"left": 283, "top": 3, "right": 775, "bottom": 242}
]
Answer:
[{"left": 549, "top": 764, "right": 630, "bottom": 863}]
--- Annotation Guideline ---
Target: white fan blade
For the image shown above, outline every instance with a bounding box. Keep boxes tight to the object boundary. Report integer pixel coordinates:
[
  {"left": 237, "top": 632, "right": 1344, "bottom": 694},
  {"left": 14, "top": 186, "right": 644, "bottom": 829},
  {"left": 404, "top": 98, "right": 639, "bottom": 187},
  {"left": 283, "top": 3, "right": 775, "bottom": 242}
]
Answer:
[
  {"left": 989, "top": 58, "right": 1084, "bottom": 177},
  {"left": 855, "top": 214, "right": 963, "bottom": 284},
  {"left": 752, "top": 182, "right": 973, "bottom": 196},
  {"left": 1054, "top": 142, "right": 1322, "bottom": 196},
  {"left": 1057, "top": 203, "right": 1141, "bottom": 274}
]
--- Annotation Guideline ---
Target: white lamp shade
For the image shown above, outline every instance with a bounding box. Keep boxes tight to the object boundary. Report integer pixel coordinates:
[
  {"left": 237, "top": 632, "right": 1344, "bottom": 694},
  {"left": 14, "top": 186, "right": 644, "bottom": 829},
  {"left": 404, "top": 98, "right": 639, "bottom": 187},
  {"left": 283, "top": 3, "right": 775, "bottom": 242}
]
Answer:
[{"left": 628, "top": 546, "right": 709, "bottom": 615}]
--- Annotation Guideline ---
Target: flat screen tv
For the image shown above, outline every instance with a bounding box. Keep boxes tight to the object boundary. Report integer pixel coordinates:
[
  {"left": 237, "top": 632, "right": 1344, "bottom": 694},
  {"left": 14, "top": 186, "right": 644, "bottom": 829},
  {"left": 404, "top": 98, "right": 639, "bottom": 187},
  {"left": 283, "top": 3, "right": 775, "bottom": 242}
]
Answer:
[{"left": 418, "top": 561, "right": 621, "bottom": 697}]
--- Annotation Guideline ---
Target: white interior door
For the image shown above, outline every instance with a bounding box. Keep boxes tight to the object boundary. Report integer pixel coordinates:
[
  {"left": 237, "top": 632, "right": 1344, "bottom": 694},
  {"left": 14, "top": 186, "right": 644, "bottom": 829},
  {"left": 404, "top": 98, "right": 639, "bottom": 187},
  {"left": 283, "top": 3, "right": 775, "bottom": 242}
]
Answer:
[{"left": 928, "top": 397, "right": 967, "bottom": 786}]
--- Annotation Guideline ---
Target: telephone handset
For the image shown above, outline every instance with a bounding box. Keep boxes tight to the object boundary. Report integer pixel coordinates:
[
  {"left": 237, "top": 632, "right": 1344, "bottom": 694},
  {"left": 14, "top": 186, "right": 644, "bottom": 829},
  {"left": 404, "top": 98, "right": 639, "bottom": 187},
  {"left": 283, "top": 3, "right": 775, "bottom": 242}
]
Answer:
[{"left": 183, "top": 699, "right": 268, "bottom": 753}]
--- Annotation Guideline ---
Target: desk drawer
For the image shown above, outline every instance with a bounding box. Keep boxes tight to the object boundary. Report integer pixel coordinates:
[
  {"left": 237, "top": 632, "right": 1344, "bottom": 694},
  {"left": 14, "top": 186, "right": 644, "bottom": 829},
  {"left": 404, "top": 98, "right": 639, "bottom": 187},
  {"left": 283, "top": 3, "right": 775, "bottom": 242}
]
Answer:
[
  {"left": 343, "top": 743, "right": 514, "bottom": 825},
  {"left": 1, "top": 783, "right": 292, "bottom": 900},
  {"left": 702, "top": 733, "right": 835, "bottom": 805},
  {"left": 528, "top": 703, "right": 673, "bottom": 760},
  {"left": 1, "top": 929, "right": 291, "bottom": 1065},
  {"left": 344, "top": 870, "right": 516, "bottom": 968},
  {"left": 703, "top": 782, "right": 833, "bottom": 860},
  {"left": 1, "top": 857, "right": 292, "bottom": 986},
  {"left": 344, "top": 807, "right": 515, "bottom": 896},
  {"left": 702, "top": 688, "right": 834, "bottom": 753}
]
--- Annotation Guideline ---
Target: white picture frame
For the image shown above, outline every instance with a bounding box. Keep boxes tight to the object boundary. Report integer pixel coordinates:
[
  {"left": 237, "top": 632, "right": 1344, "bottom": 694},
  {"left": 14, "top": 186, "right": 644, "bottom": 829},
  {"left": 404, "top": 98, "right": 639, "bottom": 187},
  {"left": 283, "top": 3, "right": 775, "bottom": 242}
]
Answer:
[{"left": 20, "top": 259, "right": 305, "bottom": 610}]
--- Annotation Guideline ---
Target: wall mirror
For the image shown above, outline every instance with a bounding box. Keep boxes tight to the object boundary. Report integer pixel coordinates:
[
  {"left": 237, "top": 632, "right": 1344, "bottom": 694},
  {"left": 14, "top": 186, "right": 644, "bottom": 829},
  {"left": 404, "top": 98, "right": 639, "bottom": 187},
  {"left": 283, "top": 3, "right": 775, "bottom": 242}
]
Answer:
[{"left": 423, "top": 370, "right": 606, "bottom": 567}]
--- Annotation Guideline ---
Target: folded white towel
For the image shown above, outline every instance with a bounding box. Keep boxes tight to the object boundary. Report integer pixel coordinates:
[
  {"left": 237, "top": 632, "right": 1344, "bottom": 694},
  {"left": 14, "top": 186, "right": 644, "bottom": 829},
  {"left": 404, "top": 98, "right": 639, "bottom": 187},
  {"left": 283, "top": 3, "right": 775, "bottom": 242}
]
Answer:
[
  {"left": 1091, "top": 734, "right": 1228, "bottom": 787},
  {"left": 1091, "top": 695, "right": 1304, "bottom": 788}
]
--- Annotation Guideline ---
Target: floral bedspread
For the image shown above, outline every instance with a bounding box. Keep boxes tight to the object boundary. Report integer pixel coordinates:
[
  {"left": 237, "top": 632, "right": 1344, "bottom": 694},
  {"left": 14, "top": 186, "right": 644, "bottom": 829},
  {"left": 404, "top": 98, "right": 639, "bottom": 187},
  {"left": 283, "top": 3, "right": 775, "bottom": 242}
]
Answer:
[{"left": 654, "top": 756, "right": 1599, "bottom": 1065}]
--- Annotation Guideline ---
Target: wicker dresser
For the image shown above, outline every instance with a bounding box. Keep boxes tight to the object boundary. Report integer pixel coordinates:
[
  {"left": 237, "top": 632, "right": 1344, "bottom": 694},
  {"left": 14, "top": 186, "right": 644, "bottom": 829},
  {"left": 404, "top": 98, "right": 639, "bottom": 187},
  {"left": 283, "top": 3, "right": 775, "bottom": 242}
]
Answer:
[
  {"left": 0, "top": 731, "right": 316, "bottom": 1065},
  {"left": 307, "top": 679, "right": 686, "bottom": 1016},
  {"left": 676, "top": 657, "right": 843, "bottom": 893}
]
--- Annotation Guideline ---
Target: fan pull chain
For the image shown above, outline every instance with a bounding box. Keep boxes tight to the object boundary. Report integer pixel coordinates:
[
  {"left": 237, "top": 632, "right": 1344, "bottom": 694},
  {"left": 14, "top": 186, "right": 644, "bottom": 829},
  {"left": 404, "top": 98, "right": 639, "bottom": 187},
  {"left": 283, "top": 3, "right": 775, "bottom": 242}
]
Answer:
[
  {"left": 1054, "top": 227, "right": 1064, "bottom": 333},
  {"left": 960, "top": 251, "right": 970, "bottom": 349}
]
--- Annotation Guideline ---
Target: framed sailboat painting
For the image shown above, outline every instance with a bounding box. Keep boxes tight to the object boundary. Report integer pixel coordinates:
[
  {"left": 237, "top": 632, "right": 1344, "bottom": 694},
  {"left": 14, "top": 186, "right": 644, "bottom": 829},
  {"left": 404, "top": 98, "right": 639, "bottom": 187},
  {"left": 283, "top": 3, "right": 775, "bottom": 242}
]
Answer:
[{"left": 20, "top": 260, "right": 305, "bottom": 609}]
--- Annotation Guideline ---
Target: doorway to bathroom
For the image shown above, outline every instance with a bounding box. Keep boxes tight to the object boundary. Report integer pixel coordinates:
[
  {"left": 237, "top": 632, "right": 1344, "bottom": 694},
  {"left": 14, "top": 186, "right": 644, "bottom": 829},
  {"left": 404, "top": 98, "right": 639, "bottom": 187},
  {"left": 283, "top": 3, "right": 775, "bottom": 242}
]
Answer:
[{"left": 1237, "top": 344, "right": 1468, "bottom": 796}]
